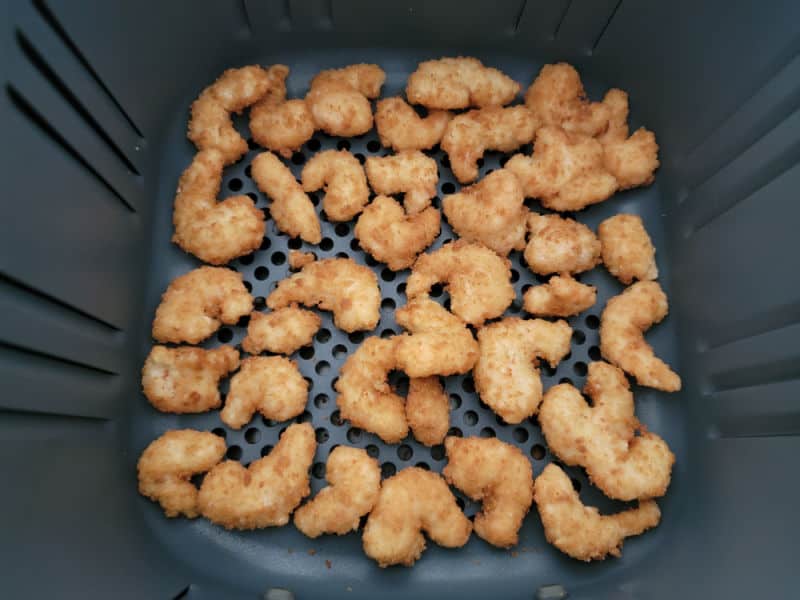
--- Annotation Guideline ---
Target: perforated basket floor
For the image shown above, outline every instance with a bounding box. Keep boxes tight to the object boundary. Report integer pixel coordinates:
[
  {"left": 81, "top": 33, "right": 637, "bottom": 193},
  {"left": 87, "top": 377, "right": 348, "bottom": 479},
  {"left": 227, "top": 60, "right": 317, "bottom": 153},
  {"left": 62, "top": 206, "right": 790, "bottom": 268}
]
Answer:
[{"left": 129, "top": 51, "right": 684, "bottom": 600}]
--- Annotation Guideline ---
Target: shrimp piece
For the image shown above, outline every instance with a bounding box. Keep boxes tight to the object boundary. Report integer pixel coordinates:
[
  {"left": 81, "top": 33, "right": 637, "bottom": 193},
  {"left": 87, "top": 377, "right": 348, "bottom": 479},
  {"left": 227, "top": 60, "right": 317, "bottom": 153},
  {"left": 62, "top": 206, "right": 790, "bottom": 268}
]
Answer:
[
  {"left": 523, "top": 274, "right": 597, "bottom": 317},
  {"left": 406, "top": 57, "right": 519, "bottom": 109},
  {"left": 288, "top": 250, "right": 316, "bottom": 270},
  {"left": 598, "top": 214, "right": 658, "bottom": 284},
  {"left": 406, "top": 376, "right": 449, "bottom": 447},
  {"left": 375, "top": 97, "right": 452, "bottom": 151},
  {"left": 305, "top": 64, "right": 385, "bottom": 137},
  {"left": 302, "top": 150, "right": 369, "bottom": 221},
  {"left": 365, "top": 151, "right": 439, "bottom": 214},
  {"left": 525, "top": 213, "right": 601, "bottom": 275},
  {"left": 241, "top": 306, "right": 321, "bottom": 355}
]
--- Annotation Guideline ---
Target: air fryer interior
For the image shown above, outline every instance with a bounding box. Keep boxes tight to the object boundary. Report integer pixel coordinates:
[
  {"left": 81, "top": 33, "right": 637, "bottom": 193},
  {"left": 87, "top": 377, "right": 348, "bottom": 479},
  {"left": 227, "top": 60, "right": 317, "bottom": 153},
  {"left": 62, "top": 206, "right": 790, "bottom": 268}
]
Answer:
[{"left": 3, "top": 1, "right": 799, "bottom": 599}]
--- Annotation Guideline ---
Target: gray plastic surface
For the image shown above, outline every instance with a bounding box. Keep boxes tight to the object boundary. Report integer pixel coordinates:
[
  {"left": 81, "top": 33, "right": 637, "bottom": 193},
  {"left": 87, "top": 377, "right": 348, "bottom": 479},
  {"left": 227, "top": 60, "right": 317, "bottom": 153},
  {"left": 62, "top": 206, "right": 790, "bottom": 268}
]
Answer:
[{"left": 2, "top": 1, "right": 799, "bottom": 599}]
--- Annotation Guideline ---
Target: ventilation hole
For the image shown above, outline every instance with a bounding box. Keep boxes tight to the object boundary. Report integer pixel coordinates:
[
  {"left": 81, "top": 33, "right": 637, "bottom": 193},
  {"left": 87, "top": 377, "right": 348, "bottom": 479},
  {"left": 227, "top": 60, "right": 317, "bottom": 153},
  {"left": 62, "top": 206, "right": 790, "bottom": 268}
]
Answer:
[
  {"left": 348, "top": 331, "right": 365, "bottom": 344},
  {"left": 381, "top": 462, "right": 396, "bottom": 478},
  {"left": 332, "top": 344, "right": 347, "bottom": 359},
  {"left": 244, "top": 428, "right": 261, "bottom": 444},
  {"left": 217, "top": 328, "right": 233, "bottom": 343},
  {"left": 330, "top": 410, "right": 343, "bottom": 426},
  {"left": 346, "top": 427, "right": 362, "bottom": 443},
  {"left": 337, "top": 140, "right": 351, "bottom": 151},
  {"left": 381, "top": 298, "right": 396, "bottom": 311},
  {"left": 247, "top": 192, "right": 258, "bottom": 202},
  {"left": 309, "top": 192, "right": 320, "bottom": 206},
  {"left": 354, "top": 153, "right": 366, "bottom": 164},
  {"left": 315, "top": 427, "right": 329, "bottom": 443},
  {"left": 447, "top": 427, "right": 463, "bottom": 438},
  {"left": 366, "top": 444, "right": 379, "bottom": 458},
  {"left": 531, "top": 444, "right": 546, "bottom": 460},
  {"left": 589, "top": 346, "right": 601, "bottom": 361},
  {"left": 381, "top": 267, "right": 395, "bottom": 282},
  {"left": 397, "top": 282, "right": 406, "bottom": 295},
  {"left": 495, "top": 414, "right": 505, "bottom": 426},
  {"left": 255, "top": 266, "right": 269, "bottom": 280},
  {"left": 320, "top": 238, "right": 333, "bottom": 251},
  {"left": 513, "top": 428, "right": 529, "bottom": 443},
  {"left": 463, "top": 411, "right": 478, "bottom": 426},
  {"left": 430, "top": 283, "right": 444, "bottom": 298},
  {"left": 313, "top": 394, "right": 329, "bottom": 408},
  {"left": 330, "top": 376, "right": 339, "bottom": 391},
  {"left": 559, "top": 377, "right": 574, "bottom": 386},
  {"left": 440, "top": 155, "right": 450, "bottom": 168},
  {"left": 366, "top": 140, "right": 381, "bottom": 153},
  {"left": 573, "top": 330, "right": 586, "bottom": 345},
  {"left": 477, "top": 158, "right": 484, "bottom": 168},
  {"left": 585, "top": 314, "right": 600, "bottom": 329},
  {"left": 349, "top": 238, "right": 361, "bottom": 252},
  {"left": 307, "top": 138, "right": 321, "bottom": 152},
  {"left": 412, "top": 461, "right": 429, "bottom": 471},
  {"left": 461, "top": 377, "right": 475, "bottom": 393},
  {"left": 441, "top": 182, "right": 456, "bottom": 194},
  {"left": 334, "top": 223, "right": 349, "bottom": 237},
  {"left": 573, "top": 362, "right": 588, "bottom": 376},
  {"left": 271, "top": 251, "right": 286, "bottom": 266},
  {"left": 315, "top": 361, "right": 330, "bottom": 375},
  {"left": 380, "top": 328, "right": 395, "bottom": 339},
  {"left": 316, "top": 328, "right": 331, "bottom": 343},
  {"left": 508, "top": 300, "right": 521, "bottom": 314},
  {"left": 542, "top": 363, "right": 557, "bottom": 377},
  {"left": 262, "top": 207, "right": 271, "bottom": 220},
  {"left": 430, "top": 444, "right": 445, "bottom": 461},
  {"left": 480, "top": 427, "right": 496, "bottom": 438},
  {"left": 287, "top": 237, "right": 302, "bottom": 250},
  {"left": 397, "top": 445, "right": 413, "bottom": 461},
  {"left": 226, "top": 445, "right": 242, "bottom": 460},
  {"left": 456, "top": 496, "right": 465, "bottom": 511},
  {"left": 499, "top": 155, "right": 509, "bottom": 167},
  {"left": 571, "top": 478, "right": 582, "bottom": 492},
  {"left": 443, "top": 298, "right": 452, "bottom": 312},
  {"left": 291, "top": 152, "right": 305, "bottom": 165},
  {"left": 253, "top": 296, "right": 266, "bottom": 312},
  {"left": 260, "top": 237, "right": 271, "bottom": 251},
  {"left": 242, "top": 281, "right": 252, "bottom": 293},
  {"left": 211, "top": 427, "right": 226, "bottom": 439},
  {"left": 295, "top": 410, "right": 312, "bottom": 424},
  {"left": 292, "top": 346, "right": 312, "bottom": 363},
  {"left": 510, "top": 268, "right": 520, "bottom": 283},
  {"left": 521, "top": 283, "right": 532, "bottom": 294},
  {"left": 260, "top": 444, "right": 273, "bottom": 457},
  {"left": 449, "top": 394, "right": 462, "bottom": 410},
  {"left": 239, "top": 253, "right": 254, "bottom": 265},
  {"left": 312, "top": 462, "right": 326, "bottom": 479},
  {"left": 228, "top": 177, "right": 243, "bottom": 192},
  {"left": 431, "top": 196, "right": 441, "bottom": 209},
  {"left": 365, "top": 253, "right": 378, "bottom": 267},
  {"left": 262, "top": 416, "right": 279, "bottom": 427}
]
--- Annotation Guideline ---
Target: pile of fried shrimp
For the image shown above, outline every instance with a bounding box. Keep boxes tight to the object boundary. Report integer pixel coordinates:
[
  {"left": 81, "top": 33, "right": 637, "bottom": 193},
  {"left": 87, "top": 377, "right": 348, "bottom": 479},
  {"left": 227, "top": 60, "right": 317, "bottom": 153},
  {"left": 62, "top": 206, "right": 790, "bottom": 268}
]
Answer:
[{"left": 139, "top": 58, "right": 680, "bottom": 567}]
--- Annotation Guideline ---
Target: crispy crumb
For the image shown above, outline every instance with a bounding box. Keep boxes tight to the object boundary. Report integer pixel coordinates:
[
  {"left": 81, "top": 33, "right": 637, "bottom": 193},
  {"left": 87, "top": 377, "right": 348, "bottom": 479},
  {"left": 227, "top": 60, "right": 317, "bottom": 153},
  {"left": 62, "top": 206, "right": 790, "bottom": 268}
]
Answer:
[
  {"left": 325, "top": 560, "right": 332, "bottom": 569},
  {"left": 308, "top": 549, "right": 317, "bottom": 556}
]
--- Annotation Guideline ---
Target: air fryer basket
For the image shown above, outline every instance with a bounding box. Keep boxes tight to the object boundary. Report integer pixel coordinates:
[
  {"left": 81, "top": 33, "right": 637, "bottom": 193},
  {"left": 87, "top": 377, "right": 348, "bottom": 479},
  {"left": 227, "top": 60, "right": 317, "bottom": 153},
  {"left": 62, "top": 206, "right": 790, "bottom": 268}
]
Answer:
[{"left": 3, "top": 1, "right": 799, "bottom": 599}]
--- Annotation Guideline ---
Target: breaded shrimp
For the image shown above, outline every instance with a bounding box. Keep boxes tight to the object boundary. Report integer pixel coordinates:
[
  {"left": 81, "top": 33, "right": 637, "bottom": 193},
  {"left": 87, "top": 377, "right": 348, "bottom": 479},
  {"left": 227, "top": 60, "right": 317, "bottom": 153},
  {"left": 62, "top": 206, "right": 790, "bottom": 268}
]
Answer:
[
  {"left": 394, "top": 298, "right": 479, "bottom": 377},
  {"left": 294, "top": 446, "right": 381, "bottom": 538},
  {"left": 306, "top": 64, "right": 385, "bottom": 137},
  {"left": 406, "top": 376, "right": 449, "bottom": 446},
  {"left": 137, "top": 430, "right": 226, "bottom": 518},
  {"left": 188, "top": 65, "right": 272, "bottom": 164},
  {"left": 523, "top": 274, "right": 597, "bottom": 317},
  {"left": 534, "top": 463, "right": 661, "bottom": 561},
  {"left": 441, "top": 106, "right": 538, "bottom": 183},
  {"left": 365, "top": 151, "right": 439, "bottom": 214},
  {"left": 406, "top": 241, "right": 515, "bottom": 326},
  {"left": 152, "top": 267, "right": 253, "bottom": 344},
  {"left": 334, "top": 336, "right": 407, "bottom": 443},
  {"left": 539, "top": 361, "right": 675, "bottom": 501},
  {"left": 288, "top": 250, "right": 316, "bottom": 270},
  {"left": 443, "top": 436, "right": 534, "bottom": 547},
  {"left": 251, "top": 152, "right": 322, "bottom": 244},
  {"left": 474, "top": 317, "right": 572, "bottom": 424},
  {"left": 267, "top": 258, "right": 381, "bottom": 332},
  {"left": 363, "top": 467, "right": 472, "bottom": 567},
  {"left": 506, "top": 126, "right": 618, "bottom": 212},
  {"left": 442, "top": 169, "right": 527, "bottom": 255},
  {"left": 142, "top": 345, "right": 239, "bottom": 413},
  {"left": 525, "top": 213, "right": 601, "bottom": 275},
  {"left": 241, "top": 306, "right": 321, "bottom": 355},
  {"left": 302, "top": 150, "right": 369, "bottom": 221},
  {"left": 310, "top": 64, "right": 386, "bottom": 99},
  {"left": 172, "top": 149, "right": 264, "bottom": 264},
  {"left": 598, "top": 214, "right": 658, "bottom": 284},
  {"left": 198, "top": 423, "right": 315, "bottom": 530},
  {"left": 220, "top": 356, "right": 308, "bottom": 429},
  {"left": 406, "top": 57, "right": 519, "bottom": 110},
  {"left": 375, "top": 97, "right": 452, "bottom": 151},
  {"left": 600, "top": 282, "right": 681, "bottom": 391},
  {"left": 354, "top": 195, "right": 440, "bottom": 271}
]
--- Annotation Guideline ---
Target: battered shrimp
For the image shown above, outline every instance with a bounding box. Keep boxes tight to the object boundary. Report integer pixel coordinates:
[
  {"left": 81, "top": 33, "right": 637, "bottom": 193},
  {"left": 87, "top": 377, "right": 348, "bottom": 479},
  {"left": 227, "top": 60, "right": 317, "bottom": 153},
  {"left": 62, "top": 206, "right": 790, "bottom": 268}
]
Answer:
[
  {"left": 523, "top": 274, "right": 597, "bottom": 317},
  {"left": 363, "top": 467, "right": 472, "bottom": 567},
  {"left": 506, "top": 126, "right": 618, "bottom": 212},
  {"left": 443, "top": 436, "right": 534, "bottom": 548},
  {"left": 375, "top": 97, "right": 452, "bottom": 151},
  {"left": 394, "top": 298, "right": 479, "bottom": 377},
  {"left": 442, "top": 169, "right": 527, "bottom": 255},
  {"left": 137, "top": 430, "right": 226, "bottom": 518},
  {"left": 268, "top": 258, "right": 380, "bottom": 332},
  {"left": 306, "top": 64, "right": 385, "bottom": 137},
  {"left": 441, "top": 106, "right": 538, "bottom": 183},
  {"left": 241, "top": 306, "right": 321, "bottom": 355},
  {"left": 198, "top": 423, "right": 316, "bottom": 530},
  {"left": 294, "top": 446, "right": 381, "bottom": 538},
  {"left": 334, "top": 337, "right": 407, "bottom": 443},
  {"left": 172, "top": 149, "right": 264, "bottom": 264},
  {"left": 354, "top": 195, "right": 440, "bottom": 271},
  {"left": 474, "top": 317, "right": 572, "bottom": 424},
  {"left": 142, "top": 345, "right": 239, "bottom": 413},
  {"left": 539, "top": 361, "right": 675, "bottom": 500},
  {"left": 302, "top": 150, "right": 369, "bottom": 221},
  {"left": 525, "top": 213, "right": 601, "bottom": 275},
  {"left": 288, "top": 250, "right": 316, "bottom": 270},
  {"left": 220, "top": 356, "right": 308, "bottom": 429},
  {"left": 600, "top": 282, "right": 681, "bottom": 391},
  {"left": 534, "top": 463, "right": 661, "bottom": 561},
  {"left": 152, "top": 267, "right": 253, "bottom": 344},
  {"left": 188, "top": 65, "right": 272, "bottom": 164},
  {"left": 251, "top": 152, "right": 322, "bottom": 244},
  {"left": 598, "top": 214, "right": 658, "bottom": 284},
  {"left": 406, "top": 57, "right": 519, "bottom": 109},
  {"left": 406, "top": 241, "right": 515, "bottom": 326},
  {"left": 365, "top": 151, "right": 439, "bottom": 214},
  {"left": 406, "top": 376, "right": 449, "bottom": 446}
]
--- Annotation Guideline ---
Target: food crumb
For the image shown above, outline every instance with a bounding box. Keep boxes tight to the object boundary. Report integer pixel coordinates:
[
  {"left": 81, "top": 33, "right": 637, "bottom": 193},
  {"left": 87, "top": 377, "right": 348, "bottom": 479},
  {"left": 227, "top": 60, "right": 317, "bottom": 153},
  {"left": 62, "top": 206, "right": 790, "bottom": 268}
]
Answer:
[
  {"left": 510, "top": 550, "right": 519, "bottom": 557},
  {"left": 325, "top": 559, "right": 332, "bottom": 569},
  {"left": 308, "top": 549, "right": 316, "bottom": 556}
]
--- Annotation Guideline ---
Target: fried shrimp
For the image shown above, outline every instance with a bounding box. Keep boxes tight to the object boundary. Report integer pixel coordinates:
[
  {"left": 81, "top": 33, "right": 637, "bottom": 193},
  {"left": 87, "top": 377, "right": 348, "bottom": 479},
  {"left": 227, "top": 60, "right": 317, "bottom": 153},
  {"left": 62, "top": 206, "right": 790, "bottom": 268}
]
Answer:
[
  {"left": 442, "top": 168, "right": 527, "bottom": 255},
  {"left": 172, "top": 149, "right": 264, "bottom": 264},
  {"left": 394, "top": 298, "right": 479, "bottom": 377},
  {"left": 525, "top": 213, "right": 601, "bottom": 275},
  {"left": 220, "top": 356, "right": 308, "bottom": 429},
  {"left": 137, "top": 430, "right": 226, "bottom": 518},
  {"left": 188, "top": 65, "right": 272, "bottom": 164},
  {"left": 406, "top": 57, "right": 519, "bottom": 110},
  {"left": 534, "top": 463, "right": 661, "bottom": 561},
  {"left": 406, "top": 241, "right": 515, "bottom": 326},
  {"left": 354, "top": 195, "right": 440, "bottom": 271},
  {"left": 198, "top": 423, "right": 315, "bottom": 530},
  {"left": 441, "top": 106, "right": 538, "bottom": 183},
  {"left": 334, "top": 336, "right": 407, "bottom": 443},
  {"left": 598, "top": 214, "right": 658, "bottom": 284},
  {"left": 241, "top": 306, "right": 321, "bottom": 355},
  {"left": 539, "top": 361, "right": 675, "bottom": 501},
  {"left": 363, "top": 467, "right": 472, "bottom": 567},
  {"left": 306, "top": 64, "right": 385, "bottom": 137},
  {"left": 142, "top": 345, "right": 239, "bottom": 413},
  {"left": 443, "top": 436, "right": 534, "bottom": 547},
  {"left": 474, "top": 317, "right": 572, "bottom": 424},
  {"left": 375, "top": 97, "right": 452, "bottom": 151},
  {"left": 294, "top": 446, "right": 381, "bottom": 538},
  {"left": 365, "top": 151, "right": 439, "bottom": 214},
  {"left": 267, "top": 258, "right": 380, "bottom": 332},
  {"left": 301, "top": 150, "right": 369, "bottom": 221},
  {"left": 288, "top": 250, "right": 316, "bottom": 270},
  {"left": 506, "top": 126, "right": 618, "bottom": 212},
  {"left": 523, "top": 274, "right": 597, "bottom": 317},
  {"left": 406, "top": 376, "right": 449, "bottom": 446},
  {"left": 600, "top": 281, "right": 681, "bottom": 391},
  {"left": 251, "top": 152, "right": 322, "bottom": 244},
  {"left": 152, "top": 267, "right": 253, "bottom": 344}
]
